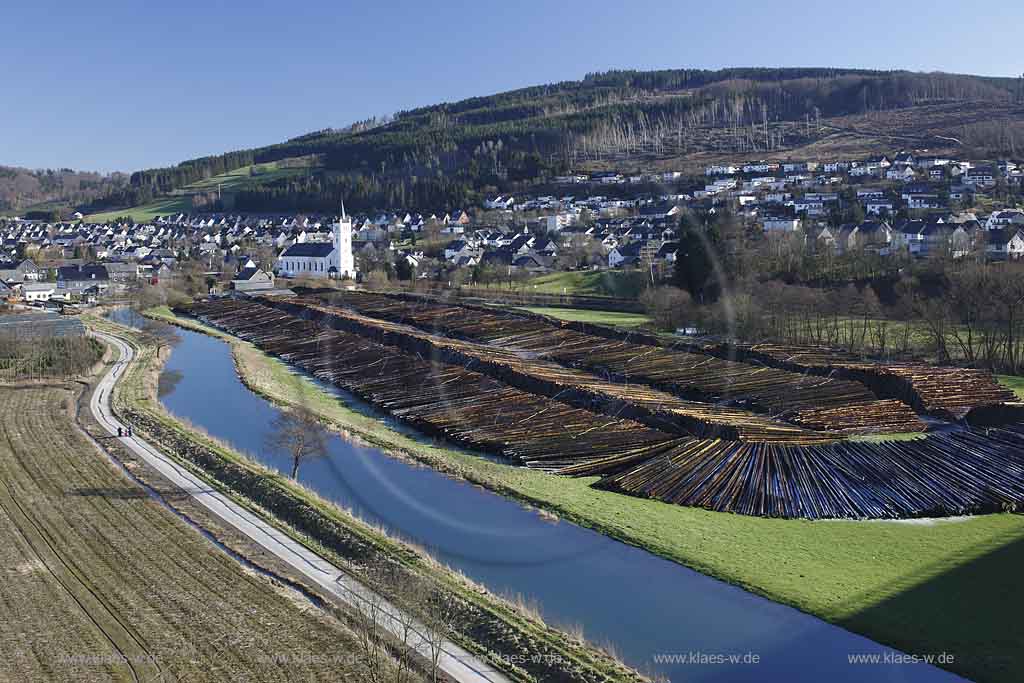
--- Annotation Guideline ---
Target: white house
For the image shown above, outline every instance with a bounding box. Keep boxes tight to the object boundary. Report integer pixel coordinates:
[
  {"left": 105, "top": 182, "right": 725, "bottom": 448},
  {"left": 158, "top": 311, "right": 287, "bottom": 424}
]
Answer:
[
  {"left": 965, "top": 167, "right": 997, "bottom": 188},
  {"left": 865, "top": 199, "right": 895, "bottom": 215},
  {"left": 484, "top": 196, "right": 515, "bottom": 210},
  {"left": 275, "top": 210, "right": 356, "bottom": 279},
  {"left": 232, "top": 268, "right": 275, "bottom": 292},
  {"left": 742, "top": 161, "right": 779, "bottom": 174},
  {"left": 886, "top": 165, "right": 917, "bottom": 182},
  {"left": 762, "top": 217, "right": 801, "bottom": 233},
  {"left": 544, "top": 213, "right": 576, "bottom": 233},
  {"left": 705, "top": 164, "right": 739, "bottom": 176},
  {"left": 793, "top": 199, "right": 826, "bottom": 216},
  {"left": 608, "top": 241, "right": 643, "bottom": 267},
  {"left": 22, "top": 282, "right": 56, "bottom": 302},
  {"left": 986, "top": 228, "right": 1024, "bottom": 260},
  {"left": 985, "top": 209, "right": 1024, "bottom": 231},
  {"left": 443, "top": 239, "right": 482, "bottom": 263},
  {"left": 907, "top": 193, "right": 942, "bottom": 210}
]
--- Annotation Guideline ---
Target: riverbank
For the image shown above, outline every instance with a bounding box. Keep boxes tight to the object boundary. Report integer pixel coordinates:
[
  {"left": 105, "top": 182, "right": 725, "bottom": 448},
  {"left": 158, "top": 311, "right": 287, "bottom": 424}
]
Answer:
[
  {"left": 143, "top": 304, "right": 1024, "bottom": 683},
  {"left": 86, "top": 311, "right": 645, "bottom": 683}
]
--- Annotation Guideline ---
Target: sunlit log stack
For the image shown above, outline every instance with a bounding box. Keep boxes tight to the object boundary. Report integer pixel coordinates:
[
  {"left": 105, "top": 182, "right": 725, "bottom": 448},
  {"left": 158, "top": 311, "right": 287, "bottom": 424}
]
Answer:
[
  {"left": 704, "top": 343, "right": 1019, "bottom": 421},
  {"left": 312, "top": 291, "right": 926, "bottom": 435},
  {"left": 180, "top": 297, "right": 1024, "bottom": 520},
  {"left": 186, "top": 298, "right": 674, "bottom": 467},
  {"left": 262, "top": 296, "right": 833, "bottom": 444},
  {"left": 346, "top": 290, "right": 1018, "bottom": 422},
  {"left": 561, "top": 431, "right": 1024, "bottom": 519}
]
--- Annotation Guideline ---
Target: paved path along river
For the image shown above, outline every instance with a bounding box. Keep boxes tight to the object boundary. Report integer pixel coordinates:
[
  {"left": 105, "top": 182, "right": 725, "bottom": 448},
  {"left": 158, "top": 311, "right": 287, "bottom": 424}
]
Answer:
[
  {"left": 112, "top": 309, "right": 967, "bottom": 683},
  {"left": 91, "top": 329, "right": 511, "bottom": 683}
]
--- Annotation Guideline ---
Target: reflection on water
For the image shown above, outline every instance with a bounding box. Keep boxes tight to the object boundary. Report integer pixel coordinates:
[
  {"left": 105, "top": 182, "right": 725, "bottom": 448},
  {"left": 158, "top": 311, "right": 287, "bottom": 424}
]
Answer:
[
  {"left": 105, "top": 308, "right": 963, "bottom": 683},
  {"left": 157, "top": 368, "right": 184, "bottom": 398}
]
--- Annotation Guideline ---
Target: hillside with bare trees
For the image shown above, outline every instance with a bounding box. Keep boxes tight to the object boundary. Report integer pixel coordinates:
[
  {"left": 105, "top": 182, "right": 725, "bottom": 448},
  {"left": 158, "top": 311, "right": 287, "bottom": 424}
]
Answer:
[
  {"left": 88, "top": 67, "right": 1024, "bottom": 214},
  {"left": 0, "top": 165, "right": 128, "bottom": 216}
]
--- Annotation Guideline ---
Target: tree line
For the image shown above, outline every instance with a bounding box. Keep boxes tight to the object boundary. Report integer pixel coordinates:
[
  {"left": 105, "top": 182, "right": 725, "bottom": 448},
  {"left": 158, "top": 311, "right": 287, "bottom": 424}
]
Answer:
[
  {"left": 92, "top": 68, "right": 1023, "bottom": 212},
  {"left": 638, "top": 210, "right": 1024, "bottom": 374}
]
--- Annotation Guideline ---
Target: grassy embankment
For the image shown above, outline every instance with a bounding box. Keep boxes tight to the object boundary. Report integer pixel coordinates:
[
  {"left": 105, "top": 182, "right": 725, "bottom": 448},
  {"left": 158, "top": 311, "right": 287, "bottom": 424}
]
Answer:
[
  {"left": 142, "top": 304, "right": 1024, "bottom": 683},
  {"left": 0, "top": 383, "right": 383, "bottom": 681},
  {"left": 84, "top": 160, "right": 310, "bottom": 223},
  {"left": 521, "top": 270, "right": 649, "bottom": 297},
  {"left": 87, "top": 310, "right": 644, "bottom": 683},
  {"left": 475, "top": 270, "right": 649, "bottom": 298},
  {"left": 997, "top": 375, "right": 1024, "bottom": 401},
  {"left": 519, "top": 306, "right": 651, "bottom": 327},
  {"left": 848, "top": 432, "right": 927, "bottom": 443}
]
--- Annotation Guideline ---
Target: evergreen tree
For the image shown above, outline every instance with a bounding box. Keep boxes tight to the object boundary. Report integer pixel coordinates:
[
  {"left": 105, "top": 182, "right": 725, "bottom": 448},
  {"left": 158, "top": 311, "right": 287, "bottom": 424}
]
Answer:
[
  {"left": 395, "top": 255, "right": 413, "bottom": 281},
  {"left": 673, "top": 213, "right": 721, "bottom": 303}
]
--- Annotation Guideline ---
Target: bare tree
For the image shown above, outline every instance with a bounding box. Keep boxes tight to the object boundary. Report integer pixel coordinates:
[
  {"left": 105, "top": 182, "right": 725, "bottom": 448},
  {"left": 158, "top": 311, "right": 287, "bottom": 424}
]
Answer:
[
  {"left": 352, "top": 583, "right": 395, "bottom": 683},
  {"left": 640, "top": 286, "right": 695, "bottom": 331},
  {"left": 421, "top": 590, "right": 461, "bottom": 683},
  {"left": 264, "top": 403, "right": 329, "bottom": 479}
]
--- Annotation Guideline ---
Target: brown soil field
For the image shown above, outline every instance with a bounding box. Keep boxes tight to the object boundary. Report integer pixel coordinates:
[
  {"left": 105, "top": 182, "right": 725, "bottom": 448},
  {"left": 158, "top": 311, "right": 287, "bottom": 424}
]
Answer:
[{"left": 0, "top": 383, "right": 392, "bottom": 682}]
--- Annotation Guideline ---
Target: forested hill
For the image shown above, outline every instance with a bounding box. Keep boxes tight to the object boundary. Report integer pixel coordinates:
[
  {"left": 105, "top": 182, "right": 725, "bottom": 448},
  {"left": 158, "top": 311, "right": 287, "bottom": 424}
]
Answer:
[
  {"left": 0, "top": 166, "right": 127, "bottom": 217},
  {"left": 96, "top": 68, "right": 1024, "bottom": 214}
]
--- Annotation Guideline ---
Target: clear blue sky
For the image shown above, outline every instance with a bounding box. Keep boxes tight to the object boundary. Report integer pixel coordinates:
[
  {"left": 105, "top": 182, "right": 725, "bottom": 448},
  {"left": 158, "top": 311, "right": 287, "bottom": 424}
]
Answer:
[{"left": 3, "top": 0, "right": 1020, "bottom": 172}]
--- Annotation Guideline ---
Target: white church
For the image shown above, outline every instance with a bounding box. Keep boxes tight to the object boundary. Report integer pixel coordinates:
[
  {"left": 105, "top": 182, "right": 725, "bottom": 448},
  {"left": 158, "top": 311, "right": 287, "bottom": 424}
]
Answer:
[{"left": 275, "top": 208, "right": 356, "bottom": 279}]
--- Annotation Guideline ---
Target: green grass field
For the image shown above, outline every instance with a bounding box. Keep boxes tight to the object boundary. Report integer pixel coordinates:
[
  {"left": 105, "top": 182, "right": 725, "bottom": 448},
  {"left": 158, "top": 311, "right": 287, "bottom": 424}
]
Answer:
[
  {"left": 85, "top": 195, "right": 194, "bottom": 223},
  {"left": 144, "top": 304, "right": 1024, "bottom": 683},
  {"left": 518, "top": 270, "right": 649, "bottom": 297},
  {"left": 181, "top": 161, "right": 305, "bottom": 193},
  {"left": 474, "top": 270, "right": 649, "bottom": 298},
  {"left": 849, "top": 432, "right": 927, "bottom": 442},
  {"left": 84, "top": 160, "right": 312, "bottom": 223},
  {"left": 519, "top": 306, "right": 651, "bottom": 327},
  {"left": 997, "top": 375, "right": 1024, "bottom": 401}
]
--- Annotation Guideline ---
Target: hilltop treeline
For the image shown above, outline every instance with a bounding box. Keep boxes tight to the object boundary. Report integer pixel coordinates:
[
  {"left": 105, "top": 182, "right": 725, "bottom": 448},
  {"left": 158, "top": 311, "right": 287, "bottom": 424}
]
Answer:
[
  {"left": 233, "top": 172, "right": 478, "bottom": 214},
  {"left": 106, "top": 68, "right": 1024, "bottom": 211}
]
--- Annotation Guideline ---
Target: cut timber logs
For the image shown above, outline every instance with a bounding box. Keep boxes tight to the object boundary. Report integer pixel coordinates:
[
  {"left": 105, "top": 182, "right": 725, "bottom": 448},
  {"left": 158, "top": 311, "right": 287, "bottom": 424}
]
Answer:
[
  {"left": 178, "top": 296, "right": 1024, "bottom": 520},
  {"left": 261, "top": 295, "right": 834, "bottom": 444},
  {"left": 184, "top": 298, "right": 675, "bottom": 469},
  {"left": 311, "top": 290, "right": 927, "bottom": 435},
  {"left": 564, "top": 430, "right": 1024, "bottom": 519},
  {"left": 700, "top": 342, "right": 1018, "bottom": 422}
]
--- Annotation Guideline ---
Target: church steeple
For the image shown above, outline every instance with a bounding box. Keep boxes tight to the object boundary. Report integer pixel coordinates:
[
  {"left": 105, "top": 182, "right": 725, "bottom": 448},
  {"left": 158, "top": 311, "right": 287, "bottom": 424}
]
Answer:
[{"left": 331, "top": 199, "right": 355, "bottom": 280}]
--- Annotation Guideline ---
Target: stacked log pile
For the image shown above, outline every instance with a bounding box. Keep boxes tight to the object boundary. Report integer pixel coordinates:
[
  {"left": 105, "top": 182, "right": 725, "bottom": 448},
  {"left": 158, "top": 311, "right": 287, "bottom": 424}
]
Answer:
[
  {"left": 314, "top": 291, "right": 925, "bottom": 435},
  {"left": 269, "top": 296, "right": 833, "bottom": 444},
  {"left": 724, "top": 343, "right": 1018, "bottom": 420},
  {"left": 563, "top": 431, "right": 1024, "bottom": 519},
  {"left": 342, "top": 291, "right": 1016, "bottom": 423},
  {"left": 180, "top": 298, "right": 1024, "bottom": 520},
  {"left": 186, "top": 298, "right": 673, "bottom": 468}
]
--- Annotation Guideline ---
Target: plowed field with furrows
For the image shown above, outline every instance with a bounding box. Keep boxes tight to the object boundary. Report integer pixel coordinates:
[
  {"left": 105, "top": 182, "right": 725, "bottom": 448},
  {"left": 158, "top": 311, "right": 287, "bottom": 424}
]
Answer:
[{"left": 0, "top": 384, "right": 380, "bottom": 682}]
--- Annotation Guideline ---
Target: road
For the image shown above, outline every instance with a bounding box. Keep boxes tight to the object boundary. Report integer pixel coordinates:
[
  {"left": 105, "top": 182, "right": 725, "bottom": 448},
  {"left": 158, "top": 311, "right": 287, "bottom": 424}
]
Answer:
[{"left": 89, "top": 330, "right": 512, "bottom": 683}]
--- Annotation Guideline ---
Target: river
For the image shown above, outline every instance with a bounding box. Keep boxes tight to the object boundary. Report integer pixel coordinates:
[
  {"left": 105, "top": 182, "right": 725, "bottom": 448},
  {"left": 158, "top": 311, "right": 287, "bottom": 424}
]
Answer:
[{"left": 108, "top": 308, "right": 964, "bottom": 683}]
